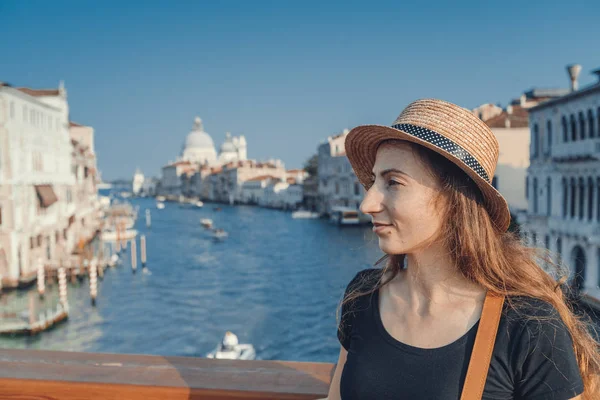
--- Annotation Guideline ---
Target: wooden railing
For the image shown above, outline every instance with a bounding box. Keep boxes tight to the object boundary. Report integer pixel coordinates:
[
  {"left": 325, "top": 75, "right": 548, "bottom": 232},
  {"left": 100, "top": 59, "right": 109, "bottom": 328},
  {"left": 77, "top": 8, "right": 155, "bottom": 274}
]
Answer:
[{"left": 0, "top": 349, "right": 334, "bottom": 399}]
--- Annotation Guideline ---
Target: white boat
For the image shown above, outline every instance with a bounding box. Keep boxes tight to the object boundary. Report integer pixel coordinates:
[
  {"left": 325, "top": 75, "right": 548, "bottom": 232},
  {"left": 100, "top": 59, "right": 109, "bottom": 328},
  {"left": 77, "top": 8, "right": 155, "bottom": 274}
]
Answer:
[
  {"left": 156, "top": 202, "right": 165, "bottom": 210},
  {"left": 195, "top": 201, "right": 204, "bottom": 208},
  {"left": 291, "top": 210, "right": 320, "bottom": 219},
  {"left": 206, "top": 332, "right": 256, "bottom": 360},
  {"left": 213, "top": 229, "right": 228, "bottom": 240},
  {"left": 101, "top": 229, "right": 138, "bottom": 242},
  {"left": 200, "top": 218, "right": 213, "bottom": 229},
  {"left": 156, "top": 196, "right": 166, "bottom": 202},
  {"left": 330, "top": 206, "right": 360, "bottom": 225}
]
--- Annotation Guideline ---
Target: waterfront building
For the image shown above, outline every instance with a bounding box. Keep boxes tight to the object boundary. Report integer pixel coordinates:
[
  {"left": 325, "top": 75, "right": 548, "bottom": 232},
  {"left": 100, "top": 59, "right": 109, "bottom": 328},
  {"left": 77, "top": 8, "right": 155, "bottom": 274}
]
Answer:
[
  {"left": 132, "top": 168, "right": 144, "bottom": 196},
  {"left": 317, "top": 129, "right": 366, "bottom": 220},
  {"left": 0, "top": 81, "right": 100, "bottom": 288},
  {"left": 286, "top": 169, "right": 308, "bottom": 185},
  {"left": 473, "top": 89, "right": 569, "bottom": 212},
  {"left": 519, "top": 65, "right": 600, "bottom": 296}
]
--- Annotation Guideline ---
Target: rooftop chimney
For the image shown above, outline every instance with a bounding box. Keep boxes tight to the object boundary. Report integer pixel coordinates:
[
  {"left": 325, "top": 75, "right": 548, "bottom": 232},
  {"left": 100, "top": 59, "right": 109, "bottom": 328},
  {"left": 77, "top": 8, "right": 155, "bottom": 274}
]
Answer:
[{"left": 566, "top": 64, "right": 582, "bottom": 91}]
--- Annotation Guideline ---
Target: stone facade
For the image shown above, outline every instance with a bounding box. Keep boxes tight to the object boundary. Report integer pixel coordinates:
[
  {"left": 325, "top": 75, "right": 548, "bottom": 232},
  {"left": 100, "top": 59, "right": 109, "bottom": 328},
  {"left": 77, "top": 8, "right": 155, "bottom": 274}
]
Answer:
[{"left": 520, "top": 67, "right": 600, "bottom": 296}]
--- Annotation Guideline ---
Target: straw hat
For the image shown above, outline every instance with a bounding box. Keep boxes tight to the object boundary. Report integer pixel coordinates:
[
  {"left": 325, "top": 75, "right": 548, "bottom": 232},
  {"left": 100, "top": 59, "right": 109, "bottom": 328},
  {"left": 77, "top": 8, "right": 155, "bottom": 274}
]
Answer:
[{"left": 345, "top": 98, "right": 510, "bottom": 232}]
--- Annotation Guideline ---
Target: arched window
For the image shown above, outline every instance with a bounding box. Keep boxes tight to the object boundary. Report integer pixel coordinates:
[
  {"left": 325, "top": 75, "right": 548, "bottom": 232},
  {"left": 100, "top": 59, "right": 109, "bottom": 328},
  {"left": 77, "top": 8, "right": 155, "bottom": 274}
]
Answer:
[
  {"left": 588, "top": 177, "right": 594, "bottom": 221},
  {"left": 578, "top": 177, "right": 585, "bottom": 220},
  {"left": 562, "top": 116, "right": 568, "bottom": 142},
  {"left": 570, "top": 177, "right": 576, "bottom": 218},
  {"left": 546, "top": 120, "right": 552, "bottom": 154},
  {"left": 562, "top": 178, "right": 567, "bottom": 217},
  {"left": 533, "top": 177, "right": 538, "bottom": 214},
  {"left": 588, "top": 110, "right": 595, "bottom": 139},
  {"left": 570, "top": 114, "right": 577, "bottom": 141},
  {"left": 547, "top": 177, "right": 552, "bottom": 216},
  {"left": 579, "top": 111, "right": 586, "bottom": 139},
  {"left": 532, "top": 123, "right": 539, "bottom": 158}
]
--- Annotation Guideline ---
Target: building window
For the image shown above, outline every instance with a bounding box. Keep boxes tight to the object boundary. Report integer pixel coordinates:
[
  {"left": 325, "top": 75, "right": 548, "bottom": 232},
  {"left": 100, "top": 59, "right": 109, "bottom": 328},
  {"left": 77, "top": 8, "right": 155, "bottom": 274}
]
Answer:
[
  {"left": 579, "top": 111, "right": 586, "bottom": 140},
  {"left": 23, "top": 106, "right": 28, "bottom": 122},
  {"left": 562, "top": 116, "right": 568, "bottom": 142},
  {"left": 525, "top": 176, "right": 529, "bottom": 199},
  {"left": 532, "top": 124, "right": 539, "bottom": 158},
  {"left": 354, "top": 182, "right": 360, "bottom": 196},
  {"left": 570, "top": 178, "right": 576, "bottom": 218},
  {"left": 578, "top": 177, "right": 585, "bottom": 220},
  {"left": 545, "top": 235, "right": 550, "bottom": 251},
  {"left": 533, "top": 177, "right": 538, "bottom": 214},
  {"left": 547, "top": 177, "right": 552, "bottom": 216},
  {"left": 492, "top": 176, "right": 498, "bottom": 189},
  {"left": 30, "top": 237, "right": 35, "bottom": 249},
  {"left": 335, "top": 182, "right": 339, "bottom": 194},
  {"left": 37, "top": 235, "right": 42, "bottom": 247},
  {"left": 570, "top": 114, "right": 577, "bottom": 141},
  {"left": 546, "top": 120, "right": 552, "bottom": 154},
  {"left": 588, "top": 177, "right": 594, "bottom": 221},
  {"left": 597, "top": 177, "right": 600, "bottom": 222},
  {"left": 562, "top": 178, "right": 567, "bottom": 217},
  {"left": 531, "top": 231, "right": 537, "bottom": 246},
  {"left": 588, "top": 110, "right": 595, "bottom": 139}
]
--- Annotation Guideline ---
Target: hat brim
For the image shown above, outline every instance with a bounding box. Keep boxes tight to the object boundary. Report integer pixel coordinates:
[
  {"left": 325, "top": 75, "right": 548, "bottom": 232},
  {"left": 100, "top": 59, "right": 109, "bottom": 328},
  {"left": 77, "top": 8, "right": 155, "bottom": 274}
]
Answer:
[{"left": 345, "top": 124, "right": 511, "bottom": 232}]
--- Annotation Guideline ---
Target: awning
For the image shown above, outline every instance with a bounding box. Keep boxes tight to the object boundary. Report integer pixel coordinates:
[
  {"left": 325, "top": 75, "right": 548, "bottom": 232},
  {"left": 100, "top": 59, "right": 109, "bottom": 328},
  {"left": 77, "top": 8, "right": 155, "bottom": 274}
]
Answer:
[{"left": 35, "top": 185, "right": 58, "bottom": 208}]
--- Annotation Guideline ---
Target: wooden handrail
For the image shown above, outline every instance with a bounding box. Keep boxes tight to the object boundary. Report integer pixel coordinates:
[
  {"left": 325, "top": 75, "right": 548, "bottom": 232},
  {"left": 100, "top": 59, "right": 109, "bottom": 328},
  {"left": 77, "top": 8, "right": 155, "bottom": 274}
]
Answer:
[{"left": 0, "top": 349, "right": 334, "bottom": 399}]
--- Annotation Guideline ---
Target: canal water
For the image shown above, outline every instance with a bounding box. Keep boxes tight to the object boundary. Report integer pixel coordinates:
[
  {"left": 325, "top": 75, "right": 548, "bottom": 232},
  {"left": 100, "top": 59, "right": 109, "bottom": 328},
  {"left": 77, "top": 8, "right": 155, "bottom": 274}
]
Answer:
[{"left": 0, "top": 197, "right": 383, "bottom": 363}]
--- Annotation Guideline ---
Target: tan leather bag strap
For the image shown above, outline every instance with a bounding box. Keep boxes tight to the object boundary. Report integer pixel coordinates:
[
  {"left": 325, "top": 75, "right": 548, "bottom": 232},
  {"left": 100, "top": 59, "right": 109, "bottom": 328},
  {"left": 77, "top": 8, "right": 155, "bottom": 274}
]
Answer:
[{"left": 460, "top": 292, "right": 505, "bottom": 400}]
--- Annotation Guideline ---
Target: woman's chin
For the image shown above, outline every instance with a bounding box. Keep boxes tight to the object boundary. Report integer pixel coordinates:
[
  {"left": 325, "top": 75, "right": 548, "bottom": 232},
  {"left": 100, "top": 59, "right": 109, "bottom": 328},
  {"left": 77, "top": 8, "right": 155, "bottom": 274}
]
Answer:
[{"left": 378, "top": 238, "right": 405, "bottom": 255}]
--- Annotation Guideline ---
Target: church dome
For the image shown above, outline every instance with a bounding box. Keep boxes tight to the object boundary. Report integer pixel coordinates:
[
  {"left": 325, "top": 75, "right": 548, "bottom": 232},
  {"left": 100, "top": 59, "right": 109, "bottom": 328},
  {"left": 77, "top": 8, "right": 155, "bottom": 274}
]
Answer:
[
  {"left": 185, "top": 117, "right": 214, "bottom": 150},
  {"left": 220, "top": 132, "right": 236, "bottom": 153},
  {"left": 181, "top": 117, "right": 217, "bottom": 164}
]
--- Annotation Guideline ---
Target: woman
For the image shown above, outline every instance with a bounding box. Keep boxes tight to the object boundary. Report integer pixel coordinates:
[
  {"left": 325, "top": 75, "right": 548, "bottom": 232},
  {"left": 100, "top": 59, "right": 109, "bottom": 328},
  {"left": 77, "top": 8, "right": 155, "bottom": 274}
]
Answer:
[{"left": 325, "top": 99, "right": 599, "bottom": 399}]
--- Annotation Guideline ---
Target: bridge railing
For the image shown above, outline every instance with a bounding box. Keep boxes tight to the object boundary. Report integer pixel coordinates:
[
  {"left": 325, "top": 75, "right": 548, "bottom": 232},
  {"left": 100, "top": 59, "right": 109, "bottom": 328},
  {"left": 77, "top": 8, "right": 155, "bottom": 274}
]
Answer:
[{"left": 0, "top": 348, "right": 334, "bottom": 400}]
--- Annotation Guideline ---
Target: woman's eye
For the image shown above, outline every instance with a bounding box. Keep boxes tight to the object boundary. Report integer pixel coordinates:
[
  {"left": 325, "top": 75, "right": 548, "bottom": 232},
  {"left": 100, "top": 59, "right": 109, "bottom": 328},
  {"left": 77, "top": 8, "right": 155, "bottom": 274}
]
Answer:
[{"left": 388, "top": 180, "right": 400, "bottom": 187}]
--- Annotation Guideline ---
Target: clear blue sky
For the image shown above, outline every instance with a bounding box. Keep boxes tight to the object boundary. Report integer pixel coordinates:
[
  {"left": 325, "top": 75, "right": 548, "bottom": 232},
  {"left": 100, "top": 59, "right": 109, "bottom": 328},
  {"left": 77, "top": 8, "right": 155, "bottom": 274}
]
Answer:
[{"left": 1, "top": 0, "right": 598, "bottom": 180}]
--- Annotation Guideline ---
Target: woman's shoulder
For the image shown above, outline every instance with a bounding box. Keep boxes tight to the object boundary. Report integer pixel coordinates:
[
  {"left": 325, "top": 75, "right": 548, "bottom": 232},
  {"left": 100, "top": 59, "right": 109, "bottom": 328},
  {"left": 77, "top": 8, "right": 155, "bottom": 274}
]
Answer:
[
  {"left": 344, "top": 268, "right": 383, "bottom": 294},
  {"left": 501, "top": 296, "right": 570, "bottom": 339}
]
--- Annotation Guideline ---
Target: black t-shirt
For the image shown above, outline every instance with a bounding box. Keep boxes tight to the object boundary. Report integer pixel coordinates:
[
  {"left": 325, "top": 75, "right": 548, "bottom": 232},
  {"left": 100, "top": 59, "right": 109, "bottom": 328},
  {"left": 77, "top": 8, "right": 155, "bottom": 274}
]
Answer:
[{"left": 337, "top": 269, "right": 584, "bottom": 400}]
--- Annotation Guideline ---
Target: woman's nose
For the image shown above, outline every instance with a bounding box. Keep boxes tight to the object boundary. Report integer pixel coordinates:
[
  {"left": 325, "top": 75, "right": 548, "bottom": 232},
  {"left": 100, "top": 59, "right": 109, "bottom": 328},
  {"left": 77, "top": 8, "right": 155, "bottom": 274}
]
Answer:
[{"left": 360, "top": 185, "right": 384, "bottom": 215}]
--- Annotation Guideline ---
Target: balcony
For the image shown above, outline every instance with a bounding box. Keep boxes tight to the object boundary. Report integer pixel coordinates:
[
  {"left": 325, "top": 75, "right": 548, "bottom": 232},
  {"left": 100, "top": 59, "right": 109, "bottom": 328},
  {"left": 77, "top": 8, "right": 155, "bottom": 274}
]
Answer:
[
  {"left": 548, "top": 216, "right": 600, "bottom": 243},
  {"left": 551, "top": 138, "right": 600, "bottom": 161},
  {"left": 0, "top": 349, "right": 333, "bottom": 399}
]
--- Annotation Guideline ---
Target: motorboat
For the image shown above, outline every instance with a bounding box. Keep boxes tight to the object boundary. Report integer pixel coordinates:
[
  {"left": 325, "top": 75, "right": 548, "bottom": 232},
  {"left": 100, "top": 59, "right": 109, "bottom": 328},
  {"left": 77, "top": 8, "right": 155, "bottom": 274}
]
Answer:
[
  {"left": 291, "top": 210, "right": 320, "bottom": 219},
  {"left": 206, "top": 331, "right": 256, "bottom": 360},
  {"left": 213, "top": 229, "right": 228, "bottom": 240},
  {"left": 200, "top": 219, "right": 213, "bottom": 229},
  {"left": 156, "top": 196, "right": 166, "bottom": 202},
  {"left": 330, "top": 206, "right": 360, "bottom": 225},
  {"left": 156, "top": 202, "right": 165, "bottom": 210},
  {"left": 195, "top": 201, "right": 204, "bottom": 208},
  {"left": 101, "top": 229, "right": 138, "bottom": 242}
]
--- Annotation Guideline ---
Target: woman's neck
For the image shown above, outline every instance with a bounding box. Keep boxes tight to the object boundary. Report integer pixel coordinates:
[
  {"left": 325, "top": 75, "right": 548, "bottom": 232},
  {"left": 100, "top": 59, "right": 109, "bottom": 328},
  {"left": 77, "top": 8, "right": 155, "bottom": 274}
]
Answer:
[{"left": 387, "top": 245, "right": 485, "bottom": 318}]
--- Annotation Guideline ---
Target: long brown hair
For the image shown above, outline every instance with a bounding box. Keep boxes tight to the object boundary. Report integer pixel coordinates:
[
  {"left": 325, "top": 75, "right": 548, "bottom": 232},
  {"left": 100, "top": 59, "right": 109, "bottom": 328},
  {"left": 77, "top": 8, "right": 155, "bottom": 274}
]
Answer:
[{"left": 339, "top": 140, "right": 600, "bottom": 397}]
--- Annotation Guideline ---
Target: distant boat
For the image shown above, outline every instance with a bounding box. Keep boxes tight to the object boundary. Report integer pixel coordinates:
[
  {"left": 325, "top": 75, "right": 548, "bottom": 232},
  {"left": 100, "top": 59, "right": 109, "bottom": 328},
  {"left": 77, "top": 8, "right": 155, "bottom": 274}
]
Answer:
[
  {"left": 206, "top": 332, "right": 256, "bottom": 360},
  {"left": 156, "top": 196, "right": 166, "bottom": 202},
  {"left": 213, "top": 229, "right": 228, "bottom": 240},
  {"left": 156, "top": 202, "right": 165, "bottom": 210},
  {"left": 291, "top": 210, "right": 320, "bottom": 219},
  {"left": 200, "top": 219, "right": 213, "bottom": 229},
  {"left": 101, "top": 229, "right": 138, "bottom": 242},
  {"left": 195, "top": 201, "right": 204, "bottom": 208},
  {"left": 330, "top": 206, "right": 360, "bottom": 225},
  {"left": 214, "top": 207, "right": 222, "bottom": 212}
]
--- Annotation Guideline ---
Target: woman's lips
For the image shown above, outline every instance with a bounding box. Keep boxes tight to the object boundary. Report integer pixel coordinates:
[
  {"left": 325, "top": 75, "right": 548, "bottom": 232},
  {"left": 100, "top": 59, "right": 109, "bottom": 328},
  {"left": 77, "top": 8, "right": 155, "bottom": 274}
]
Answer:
[{"left": 372, "top": 223, "right": 392, "bottom": 234}]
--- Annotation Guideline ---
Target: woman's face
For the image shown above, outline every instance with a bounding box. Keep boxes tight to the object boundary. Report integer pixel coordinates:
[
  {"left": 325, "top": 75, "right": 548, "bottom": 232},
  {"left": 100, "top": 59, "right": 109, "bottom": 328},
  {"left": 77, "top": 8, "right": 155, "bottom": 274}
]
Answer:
[{"left": 360, "top": 141, "right": 446, "bottom": 255}]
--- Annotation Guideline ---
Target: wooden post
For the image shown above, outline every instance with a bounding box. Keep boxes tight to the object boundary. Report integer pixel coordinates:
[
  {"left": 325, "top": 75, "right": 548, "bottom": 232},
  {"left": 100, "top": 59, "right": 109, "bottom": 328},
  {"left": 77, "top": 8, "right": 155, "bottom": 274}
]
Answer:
[
  {"left": 131, "top": 238, "right": 137, "bottom": 273},
  {"left": 146, "top": 209, "right": 151, "bottom": 227},
  {"left": 90, "top": 259, "right": 97, "bottom": 306},
  {"left": 37, "top": 258, "right": 45, "bottom": 298},
  {"left": 58, "top": 267, "right": 68, "bottom": 308},
  {"left": 141, "top": 235, "right": 147, "bottom": 268}
]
